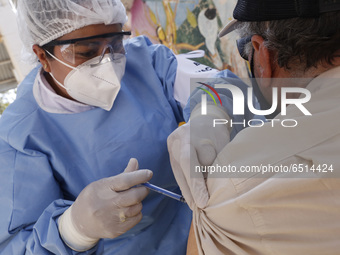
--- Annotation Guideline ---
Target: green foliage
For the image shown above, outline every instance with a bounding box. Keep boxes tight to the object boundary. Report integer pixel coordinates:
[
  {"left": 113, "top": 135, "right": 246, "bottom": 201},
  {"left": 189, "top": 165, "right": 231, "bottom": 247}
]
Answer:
[
  {"left": 0, "top": 89, "right": 16, "bottom": 115},
  {"left": 0, "top": 100, "right": 10, "bottom": 115}
]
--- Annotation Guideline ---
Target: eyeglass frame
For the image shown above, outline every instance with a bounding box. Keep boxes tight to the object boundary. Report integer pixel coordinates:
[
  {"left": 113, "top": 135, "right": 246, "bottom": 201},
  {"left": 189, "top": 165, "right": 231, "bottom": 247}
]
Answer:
[
  {"left": 41, "top": 31, "right": 131, "bottom": 66},
  {"left": 42, "top": 31, "right": 132, "bottom": 47},
  {"left": 236, "top": 35, "right": 253, "bottom": 61}
]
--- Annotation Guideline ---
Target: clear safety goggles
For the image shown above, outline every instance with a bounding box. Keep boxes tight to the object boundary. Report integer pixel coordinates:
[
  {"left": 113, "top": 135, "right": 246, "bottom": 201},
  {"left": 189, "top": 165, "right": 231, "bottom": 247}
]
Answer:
[{"left": 43, "top": 31, "right": 131, "bottom": 65}]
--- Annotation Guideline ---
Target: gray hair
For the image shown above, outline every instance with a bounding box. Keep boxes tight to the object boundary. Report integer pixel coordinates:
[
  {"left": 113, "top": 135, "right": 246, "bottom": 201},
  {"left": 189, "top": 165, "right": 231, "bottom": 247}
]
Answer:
[{"left": 237, "top": 11, "right": 340, "bottom": 72}]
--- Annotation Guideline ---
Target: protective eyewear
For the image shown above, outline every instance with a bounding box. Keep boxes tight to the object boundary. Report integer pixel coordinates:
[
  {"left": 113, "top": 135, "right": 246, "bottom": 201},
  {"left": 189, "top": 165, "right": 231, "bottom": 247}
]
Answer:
[
  {"left": 44, "top": 31, "right": 131, "bottom": 65},
  {"left": 236, "top": 35, "right": 252, "bottom": 61}
]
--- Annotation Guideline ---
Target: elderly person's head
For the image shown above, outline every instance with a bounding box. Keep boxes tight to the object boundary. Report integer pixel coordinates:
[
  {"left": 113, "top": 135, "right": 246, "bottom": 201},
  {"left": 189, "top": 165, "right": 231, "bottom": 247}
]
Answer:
[
  {"left": 17, "top": 0, "right": 130, "bottom": 110},
  {"left": 219, "top": 0, "right": 340, "bottom": 116}
]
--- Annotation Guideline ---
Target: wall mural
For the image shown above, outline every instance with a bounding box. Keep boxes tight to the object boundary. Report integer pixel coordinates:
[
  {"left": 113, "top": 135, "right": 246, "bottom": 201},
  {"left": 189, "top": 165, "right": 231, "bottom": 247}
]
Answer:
[{"left": 127, "top": 0, "right": 249, "bottom": 78}]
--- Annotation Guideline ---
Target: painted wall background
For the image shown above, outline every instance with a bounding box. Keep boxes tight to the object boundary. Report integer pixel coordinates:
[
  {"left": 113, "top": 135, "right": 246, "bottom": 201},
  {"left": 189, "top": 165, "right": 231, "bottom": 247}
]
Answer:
[{"left": 126, "top": 0, "right": 249, "bottom": 78}]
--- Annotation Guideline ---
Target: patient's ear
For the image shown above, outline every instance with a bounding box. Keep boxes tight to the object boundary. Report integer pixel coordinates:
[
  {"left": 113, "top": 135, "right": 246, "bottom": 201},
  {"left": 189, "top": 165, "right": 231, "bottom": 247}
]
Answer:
[{"left": 251, "top": 35, "right": 273, "bottom": 80}]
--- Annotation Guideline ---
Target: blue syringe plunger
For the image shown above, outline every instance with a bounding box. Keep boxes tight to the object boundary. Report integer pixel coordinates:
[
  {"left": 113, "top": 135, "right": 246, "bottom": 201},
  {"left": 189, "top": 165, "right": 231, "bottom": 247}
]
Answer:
[{"left": 141, "top": 182, "right": 186, "bottom": 203}]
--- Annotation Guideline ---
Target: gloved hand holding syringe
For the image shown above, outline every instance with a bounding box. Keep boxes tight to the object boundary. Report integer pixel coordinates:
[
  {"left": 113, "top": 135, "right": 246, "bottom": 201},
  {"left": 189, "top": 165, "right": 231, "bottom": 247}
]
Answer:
[{"left": 58, "top": 158, "right": 185, "bottom": 252}]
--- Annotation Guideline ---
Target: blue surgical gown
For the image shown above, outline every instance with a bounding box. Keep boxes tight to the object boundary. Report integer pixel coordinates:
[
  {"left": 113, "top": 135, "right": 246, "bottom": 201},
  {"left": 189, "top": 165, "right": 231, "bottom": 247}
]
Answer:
[{"left": 0, "top": 35, "right": 260, "bottom": 254}]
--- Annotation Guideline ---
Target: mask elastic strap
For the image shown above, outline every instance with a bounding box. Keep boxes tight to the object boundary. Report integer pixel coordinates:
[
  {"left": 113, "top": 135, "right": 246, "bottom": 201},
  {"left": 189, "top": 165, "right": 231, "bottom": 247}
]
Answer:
[
  {"left": 45, "top": 50, "right": 78, "bottom": 70},
  {"left": 45, "top": 50, "right": 77, "bottom": 91},
  {"left": 49, "top": 72, "right": 69, "bottom": 91}
]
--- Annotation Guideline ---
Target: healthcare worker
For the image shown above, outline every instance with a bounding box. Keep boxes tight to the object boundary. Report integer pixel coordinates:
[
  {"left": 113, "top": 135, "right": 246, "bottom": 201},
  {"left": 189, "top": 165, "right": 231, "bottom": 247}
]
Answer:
[
  {"left": 0, "top": 0, "right": 226, "bottom": 254},
  {"left": 168, "top": 0, "right": 340, "bottom": 254}
]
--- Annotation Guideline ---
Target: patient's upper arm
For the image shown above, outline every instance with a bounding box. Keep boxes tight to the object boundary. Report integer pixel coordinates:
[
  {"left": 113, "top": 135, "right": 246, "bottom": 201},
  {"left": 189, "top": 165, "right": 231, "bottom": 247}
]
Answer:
[{"left": 187, "top": 222, "right": 199, "bottom": 255}]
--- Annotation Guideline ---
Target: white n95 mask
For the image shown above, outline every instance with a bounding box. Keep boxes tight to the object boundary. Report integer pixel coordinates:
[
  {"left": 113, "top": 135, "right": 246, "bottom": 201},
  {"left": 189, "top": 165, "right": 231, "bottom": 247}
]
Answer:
[{"left": 47, "top": 52, "right": 126, "bottom": 111}]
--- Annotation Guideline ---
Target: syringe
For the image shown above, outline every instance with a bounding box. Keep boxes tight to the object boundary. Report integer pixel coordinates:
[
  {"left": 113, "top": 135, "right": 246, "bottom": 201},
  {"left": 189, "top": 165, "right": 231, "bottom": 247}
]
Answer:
[{"left": 141, "top": 182, "right": 186, "bottom": 203}]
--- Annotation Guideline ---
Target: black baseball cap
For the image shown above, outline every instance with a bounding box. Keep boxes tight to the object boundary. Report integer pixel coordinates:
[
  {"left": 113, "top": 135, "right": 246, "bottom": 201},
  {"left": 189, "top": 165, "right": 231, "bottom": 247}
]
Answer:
[{"left": 219, "top": 0, "right": 340, "bottom": 37}]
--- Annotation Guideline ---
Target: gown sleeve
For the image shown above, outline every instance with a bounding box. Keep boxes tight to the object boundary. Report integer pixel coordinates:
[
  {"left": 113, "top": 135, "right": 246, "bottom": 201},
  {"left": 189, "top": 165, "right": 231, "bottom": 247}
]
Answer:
[{"left": 0, "top": 69, "right": 102, "bottom": 254}]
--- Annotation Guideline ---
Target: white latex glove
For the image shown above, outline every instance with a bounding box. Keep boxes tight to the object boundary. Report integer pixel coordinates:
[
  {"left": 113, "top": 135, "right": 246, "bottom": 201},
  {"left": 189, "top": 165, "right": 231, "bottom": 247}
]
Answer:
[
  {"left": 167, "top": 104, "right": 231, "bottom": 210},
  {"left": 58, "top": 158, "right": 152, "bottom": 251}
]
